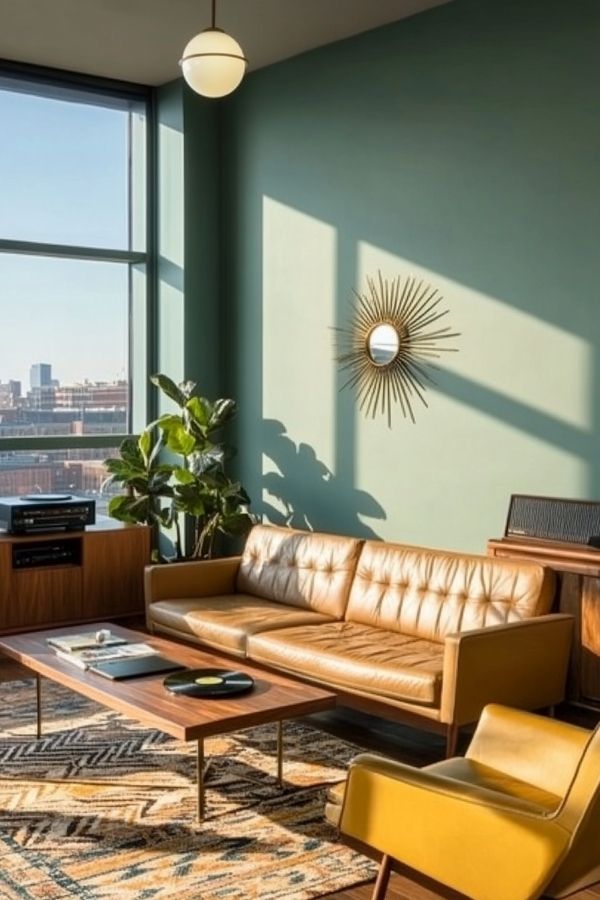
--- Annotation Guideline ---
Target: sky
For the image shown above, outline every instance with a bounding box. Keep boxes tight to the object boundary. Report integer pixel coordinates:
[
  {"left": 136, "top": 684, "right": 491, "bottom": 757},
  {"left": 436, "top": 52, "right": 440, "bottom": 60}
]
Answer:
[{"left": 0, "top": 86, "right": 138, "bottom": 390}]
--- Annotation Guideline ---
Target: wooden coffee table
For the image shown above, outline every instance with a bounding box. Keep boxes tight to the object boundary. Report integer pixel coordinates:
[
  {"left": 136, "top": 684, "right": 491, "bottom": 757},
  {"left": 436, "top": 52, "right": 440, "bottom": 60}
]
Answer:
[{"left": 0, "top": 623, "right": 336, "bottom": 821}]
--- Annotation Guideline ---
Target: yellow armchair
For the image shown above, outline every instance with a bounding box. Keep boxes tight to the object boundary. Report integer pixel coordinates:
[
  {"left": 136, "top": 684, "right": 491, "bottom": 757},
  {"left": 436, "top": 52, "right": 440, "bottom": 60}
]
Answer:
[{"left": 339, "top": 705, "right": 600, "bottom": 900}]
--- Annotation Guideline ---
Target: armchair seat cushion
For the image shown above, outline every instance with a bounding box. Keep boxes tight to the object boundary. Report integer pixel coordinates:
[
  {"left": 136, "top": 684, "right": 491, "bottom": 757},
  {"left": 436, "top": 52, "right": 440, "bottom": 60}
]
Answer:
[
  {"left": 149, "top": 595, "right": 335, "bottom": 656},
  {"left": 325, "top": 781, "right": 346, "bottom": 827},
  {"left": 247, "top": 621, "right": 444, "bottom": 706},
  {"left": 424, "top": 757, "right": 562, "bottom": 813}
]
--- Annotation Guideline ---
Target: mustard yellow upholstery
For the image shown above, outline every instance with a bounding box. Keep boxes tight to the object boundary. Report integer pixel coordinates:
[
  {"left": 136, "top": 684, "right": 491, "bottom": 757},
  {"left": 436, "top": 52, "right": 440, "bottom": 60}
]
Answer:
[
  {"left": 145, "top": 525, "right": 573, "bottom": 750},
  {"left": 337, "top": 705, "right": 600, "bottom": 900}
]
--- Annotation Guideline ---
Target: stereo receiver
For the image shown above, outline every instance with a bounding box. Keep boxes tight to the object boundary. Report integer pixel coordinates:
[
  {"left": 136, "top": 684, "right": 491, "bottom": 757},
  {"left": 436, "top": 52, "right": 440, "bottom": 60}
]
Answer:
[
  {"left": 0, "top": 494, "right": 96, "bottom": 535},
  {"left": 504, "top": 494, "right": 600, "bottom": 547}
]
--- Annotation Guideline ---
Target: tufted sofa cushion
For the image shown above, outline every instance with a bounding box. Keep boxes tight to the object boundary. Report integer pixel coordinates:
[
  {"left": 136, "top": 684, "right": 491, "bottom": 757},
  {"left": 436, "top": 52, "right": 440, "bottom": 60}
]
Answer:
[
  {"left": 247, "top": 620, "right": 445, "bottom": 705},
  {"left": 236, "top": 525, "right": 363, "bottom": 619},
  {"left": 345, "top": 541, "right": 556, "bottom": 642}
]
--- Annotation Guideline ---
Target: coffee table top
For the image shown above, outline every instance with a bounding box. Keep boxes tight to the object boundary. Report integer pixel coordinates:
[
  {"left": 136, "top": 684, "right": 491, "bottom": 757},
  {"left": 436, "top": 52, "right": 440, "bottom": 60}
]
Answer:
[{"left": 0, "top": 623, "right": 336, "bottom": 741}]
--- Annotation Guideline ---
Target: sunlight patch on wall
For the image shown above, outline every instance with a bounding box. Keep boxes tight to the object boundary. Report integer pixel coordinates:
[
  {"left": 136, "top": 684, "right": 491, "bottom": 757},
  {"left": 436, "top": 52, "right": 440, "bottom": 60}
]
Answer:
[
  {"left": 357, "top": 242, "right": 592, "bottom": 431},
  {"left": 262, "top": 197, "right": 337, "bottom": 517},
  {"left": 157, "top": 120, "right": 184, "bottom": 402},
  {"left": 352, "top": 243, "right": 592, "bottom": 550},
  {"left": 158, "top": 123, "right": 184, "bottom": 268}
]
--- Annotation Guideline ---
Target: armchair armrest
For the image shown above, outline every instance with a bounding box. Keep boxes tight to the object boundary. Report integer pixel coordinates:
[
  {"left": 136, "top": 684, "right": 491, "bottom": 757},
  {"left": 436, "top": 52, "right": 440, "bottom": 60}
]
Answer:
[
  {"left": 340, "top": 754, "right": 570, "bottom": 900},
  {"left": 144, "top": 556, "right": 242, "bottom": 611},
  {"left": 441, "top": 614, "right": 574, "bottom": 727}
]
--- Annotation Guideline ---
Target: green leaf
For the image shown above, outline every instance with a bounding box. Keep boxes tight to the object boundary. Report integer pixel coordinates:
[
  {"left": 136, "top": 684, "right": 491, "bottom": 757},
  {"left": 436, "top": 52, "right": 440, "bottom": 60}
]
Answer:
[
  {"left": 138, "top": 427, "right": 153, "bottom": 464},
  {"left": 186, "top": 396, "right": 212, "bottom": 429},
  {"left": 103, "top": 458, "right": 136, "bottom": 480},
  {"left": 172, "top": 466, "right": 196, "bottom": 485},
  {"left": 163, "top": 423, "right": 196, "bottom": 457},
  {"left": 209, "top": 398, "right": 237, "bottom": 430},
  {"left": 219, "top": 512, "right": 254, "bottom": 536},
  {"left": 150, "top": 373, "right": 186, "bottom": 407},
  {"left": 118, "top": 436, "right": 144, "bottom": 469},
  {"left": 108, "top": 494, "right": 141, "bottom": 524}
]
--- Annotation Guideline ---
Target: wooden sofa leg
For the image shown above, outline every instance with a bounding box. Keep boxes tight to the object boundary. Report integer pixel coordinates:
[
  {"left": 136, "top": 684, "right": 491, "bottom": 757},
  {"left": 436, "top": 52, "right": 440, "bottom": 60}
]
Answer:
[
  {"left": 446, "top": 723, "right": 459, "bottom": 757},
  {"left": 372, "top": 854, "right": 392, "bottom": 900}
]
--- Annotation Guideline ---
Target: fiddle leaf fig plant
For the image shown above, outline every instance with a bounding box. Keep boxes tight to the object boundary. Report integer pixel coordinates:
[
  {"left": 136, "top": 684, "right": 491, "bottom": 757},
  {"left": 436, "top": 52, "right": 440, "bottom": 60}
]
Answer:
[{"left": 103, "top": 374, "right": 253, "bottom": 561}]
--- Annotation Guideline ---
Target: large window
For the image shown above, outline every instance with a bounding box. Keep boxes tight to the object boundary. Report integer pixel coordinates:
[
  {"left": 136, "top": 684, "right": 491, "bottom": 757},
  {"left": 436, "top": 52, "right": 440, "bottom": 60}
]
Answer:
[{"left": 0, "top": 69, "right": 151, "bottom": 513}]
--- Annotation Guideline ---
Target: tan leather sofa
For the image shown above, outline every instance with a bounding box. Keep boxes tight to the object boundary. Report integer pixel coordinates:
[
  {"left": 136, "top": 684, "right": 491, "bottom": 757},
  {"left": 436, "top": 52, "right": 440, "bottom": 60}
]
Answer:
[{"left": 145, "top": 524, "right": 573, "bottom": 754}]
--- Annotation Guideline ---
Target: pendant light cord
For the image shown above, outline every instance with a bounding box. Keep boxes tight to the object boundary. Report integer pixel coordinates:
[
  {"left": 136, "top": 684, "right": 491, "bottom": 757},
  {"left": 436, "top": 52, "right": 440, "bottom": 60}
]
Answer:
[{"left": 211, "top": 0, "right": 216, "bottom": 28}]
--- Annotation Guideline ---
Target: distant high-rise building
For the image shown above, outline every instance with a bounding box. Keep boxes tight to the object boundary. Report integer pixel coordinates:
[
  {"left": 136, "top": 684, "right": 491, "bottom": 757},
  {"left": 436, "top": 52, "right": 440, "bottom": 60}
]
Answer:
[
  {"left": 0, "top": 380, "right": 21, "bottom": 410},
  {"left": 30, "top": 363, "right": 52, "bottom": 390}
]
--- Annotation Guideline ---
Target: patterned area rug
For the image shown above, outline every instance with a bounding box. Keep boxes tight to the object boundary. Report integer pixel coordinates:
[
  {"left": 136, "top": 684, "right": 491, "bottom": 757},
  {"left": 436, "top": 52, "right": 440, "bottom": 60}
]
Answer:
[{"left": 0, "top": 678, "right": 377, "bottom": 899}]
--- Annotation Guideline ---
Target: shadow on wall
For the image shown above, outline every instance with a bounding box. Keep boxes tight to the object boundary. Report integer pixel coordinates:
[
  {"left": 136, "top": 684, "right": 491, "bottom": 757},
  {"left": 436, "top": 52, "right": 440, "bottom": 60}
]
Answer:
[{"left": 257, "top": 419, "right": 385, "bottom": 539}]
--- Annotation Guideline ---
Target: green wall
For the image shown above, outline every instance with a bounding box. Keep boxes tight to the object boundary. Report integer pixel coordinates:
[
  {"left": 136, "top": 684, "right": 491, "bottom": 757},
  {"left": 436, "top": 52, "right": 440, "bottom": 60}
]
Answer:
[{"left": 216, "top": 0, "right": 600, "bottom": 552}]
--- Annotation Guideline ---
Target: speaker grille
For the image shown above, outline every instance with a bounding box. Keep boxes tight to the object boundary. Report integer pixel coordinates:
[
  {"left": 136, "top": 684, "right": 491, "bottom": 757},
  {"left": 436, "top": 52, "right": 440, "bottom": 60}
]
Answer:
[{"left": 505, "top": 495, "right": 600, "bottom": 546}]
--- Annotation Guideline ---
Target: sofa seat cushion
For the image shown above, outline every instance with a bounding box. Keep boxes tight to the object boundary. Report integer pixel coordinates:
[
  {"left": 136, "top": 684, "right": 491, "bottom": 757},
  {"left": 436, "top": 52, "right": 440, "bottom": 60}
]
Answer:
[
  {"left": 149, "top": 595, "right": 336, "bottom": 656},
  {"left": 247, "top": 621, "right": 444, "bottom": 706}
]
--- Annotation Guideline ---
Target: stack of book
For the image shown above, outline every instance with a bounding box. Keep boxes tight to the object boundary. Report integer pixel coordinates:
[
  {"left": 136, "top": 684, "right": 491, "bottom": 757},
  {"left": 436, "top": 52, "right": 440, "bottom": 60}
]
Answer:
[{"left": 47, "top": 631, "right": 159, "bottom": 671}]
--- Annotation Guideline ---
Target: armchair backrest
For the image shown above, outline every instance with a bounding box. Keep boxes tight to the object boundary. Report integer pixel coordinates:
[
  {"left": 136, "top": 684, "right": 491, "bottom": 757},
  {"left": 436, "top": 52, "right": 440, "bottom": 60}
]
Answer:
[
  {"left": 466, "top": 704, "right": 590, "bottom": 798},
  {"left": 548, "top": 725, "right": 600, "bottom": 896},
  {"left": 466, "top": 704, "right": 600, "bottom": 898},
  {"left": 345, "top": 541, "right": 555, "bottom": 641}
]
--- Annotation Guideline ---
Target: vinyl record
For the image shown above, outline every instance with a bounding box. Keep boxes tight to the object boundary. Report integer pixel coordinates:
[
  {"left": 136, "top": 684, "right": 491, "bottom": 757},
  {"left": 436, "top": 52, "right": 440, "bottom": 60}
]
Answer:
[
  {"left": 163, "top": 668, "right": 254, "bottom": 698},
  {"left": 21, "top": 493, "right": 72, "bottom": 502}
]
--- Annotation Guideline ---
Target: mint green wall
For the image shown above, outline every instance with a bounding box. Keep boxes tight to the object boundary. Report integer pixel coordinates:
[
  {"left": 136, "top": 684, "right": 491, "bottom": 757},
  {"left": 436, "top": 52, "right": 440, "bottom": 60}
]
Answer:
[{"left": 218, "top": 0, "right": 600, "bottom": 552}]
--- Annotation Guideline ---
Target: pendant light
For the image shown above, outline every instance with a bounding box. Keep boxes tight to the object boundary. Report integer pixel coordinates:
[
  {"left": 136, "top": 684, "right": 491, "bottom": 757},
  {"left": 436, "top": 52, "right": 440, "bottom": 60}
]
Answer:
[{"left": 179, "top": 0, "right": 247, "bottom": 99}]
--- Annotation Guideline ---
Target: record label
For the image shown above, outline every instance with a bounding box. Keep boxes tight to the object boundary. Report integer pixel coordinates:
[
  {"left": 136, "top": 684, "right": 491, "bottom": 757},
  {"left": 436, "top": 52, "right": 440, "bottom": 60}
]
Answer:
[{"left": 164, "top": 668, "right": 254, "bottom": 698}]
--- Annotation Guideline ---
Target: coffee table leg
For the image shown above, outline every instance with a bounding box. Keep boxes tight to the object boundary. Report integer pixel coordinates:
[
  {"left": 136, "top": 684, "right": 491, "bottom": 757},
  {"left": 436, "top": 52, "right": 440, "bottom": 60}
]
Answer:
[
  {"left": 35, "top": 674, "right": 42, "bottom": 739},
  {"left": 277, "top": 720, "right": 283, "bottom": 785},
  {"left": 197, "top": 737, "right": 205, "bottom": 822}
]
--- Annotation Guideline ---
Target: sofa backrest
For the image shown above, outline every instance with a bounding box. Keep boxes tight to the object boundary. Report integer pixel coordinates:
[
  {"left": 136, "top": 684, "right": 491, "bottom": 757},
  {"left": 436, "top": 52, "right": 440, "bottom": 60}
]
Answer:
[
  {"left": 345, "top": 541, "right": 555, "bottom": 641},
  {"left": 236, "top": 524, "right": 364, "bottom": 619}
]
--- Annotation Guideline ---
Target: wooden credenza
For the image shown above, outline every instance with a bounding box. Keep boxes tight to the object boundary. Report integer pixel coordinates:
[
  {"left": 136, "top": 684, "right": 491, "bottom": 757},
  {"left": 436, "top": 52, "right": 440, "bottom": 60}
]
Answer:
[
  {"left": 0, "top": 518, "right": 151, "bottom": 635},
  {"left": 488, "top": 537, "right": 600, "bottom": 709}
]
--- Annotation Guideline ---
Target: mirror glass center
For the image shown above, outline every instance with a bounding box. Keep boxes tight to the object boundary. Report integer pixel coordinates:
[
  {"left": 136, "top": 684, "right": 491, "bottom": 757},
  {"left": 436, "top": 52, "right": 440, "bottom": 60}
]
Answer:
[{"left": 367, "top": 323, "right": 400, "bottom": 366}]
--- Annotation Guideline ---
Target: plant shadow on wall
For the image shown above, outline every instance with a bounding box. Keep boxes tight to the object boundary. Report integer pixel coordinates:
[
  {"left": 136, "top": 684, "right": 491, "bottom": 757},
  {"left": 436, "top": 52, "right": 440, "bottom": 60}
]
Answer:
[
  {"left": 103, "top": 375, "right": 253, "bottom": 561},
  {"left": 259, "top": 419, "right": 385, "bottom": 538}
]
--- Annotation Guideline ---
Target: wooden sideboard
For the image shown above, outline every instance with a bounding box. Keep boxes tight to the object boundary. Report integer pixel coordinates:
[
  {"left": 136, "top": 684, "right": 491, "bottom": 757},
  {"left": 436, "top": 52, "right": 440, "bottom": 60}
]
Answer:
[
  {"left": 488, "top": 537, "right": 600, "bottom": 709},
  {"left": 0, "top": 518, "right": 151, "bottom": 635}
]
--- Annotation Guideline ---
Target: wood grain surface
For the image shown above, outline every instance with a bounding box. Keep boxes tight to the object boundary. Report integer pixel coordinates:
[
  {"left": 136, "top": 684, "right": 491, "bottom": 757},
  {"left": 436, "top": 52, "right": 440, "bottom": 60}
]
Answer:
[{"left": 0, "top": 622, "right": 336, "bottom": 741}]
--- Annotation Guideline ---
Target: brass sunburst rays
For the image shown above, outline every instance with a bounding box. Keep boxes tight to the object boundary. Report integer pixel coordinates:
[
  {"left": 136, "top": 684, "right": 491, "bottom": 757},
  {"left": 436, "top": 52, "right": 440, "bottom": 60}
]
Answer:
[{"left": 335, "top": 272, "right": 460, "bottom": 426}]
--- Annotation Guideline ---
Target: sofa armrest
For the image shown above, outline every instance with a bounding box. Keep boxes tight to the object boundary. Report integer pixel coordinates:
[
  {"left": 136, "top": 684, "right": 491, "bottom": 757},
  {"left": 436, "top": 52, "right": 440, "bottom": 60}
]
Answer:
[
  {"left": 340, "top": 754, "right": 570, "bottom": 900},
  {"left": 440, "top": 614, "right": 574, "bottom": 726},
  {"left": 144, "top": 556, "right": 242, "bottom": 612}
]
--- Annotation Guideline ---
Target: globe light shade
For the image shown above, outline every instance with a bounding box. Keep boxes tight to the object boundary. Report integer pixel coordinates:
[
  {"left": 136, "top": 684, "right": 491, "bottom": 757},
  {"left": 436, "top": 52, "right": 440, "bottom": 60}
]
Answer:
[{"left": 180, "top": 28, "right": 247, "bottom": 99}]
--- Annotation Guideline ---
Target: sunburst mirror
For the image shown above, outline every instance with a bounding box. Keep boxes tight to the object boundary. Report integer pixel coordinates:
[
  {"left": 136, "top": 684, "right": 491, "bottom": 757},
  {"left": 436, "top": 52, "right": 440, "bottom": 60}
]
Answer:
[{"left": 335, "top": 272, "right": 459, "bottom": 426}]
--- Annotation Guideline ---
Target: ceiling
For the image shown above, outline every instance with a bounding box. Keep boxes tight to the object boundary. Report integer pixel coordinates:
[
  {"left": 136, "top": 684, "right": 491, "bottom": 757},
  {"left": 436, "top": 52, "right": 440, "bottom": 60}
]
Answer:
[{"left": 0, "top": 0, "right": 448, "bottom": 87}]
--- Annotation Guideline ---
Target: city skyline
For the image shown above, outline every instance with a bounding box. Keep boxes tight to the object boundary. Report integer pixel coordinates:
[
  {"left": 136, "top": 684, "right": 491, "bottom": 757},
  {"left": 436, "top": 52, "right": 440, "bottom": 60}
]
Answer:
[
  {"left": 0, "top": 361, "right": 127, "bottom": 393},
  {"left": 0, "top": 84, "right": 132, "bottom": 393}
]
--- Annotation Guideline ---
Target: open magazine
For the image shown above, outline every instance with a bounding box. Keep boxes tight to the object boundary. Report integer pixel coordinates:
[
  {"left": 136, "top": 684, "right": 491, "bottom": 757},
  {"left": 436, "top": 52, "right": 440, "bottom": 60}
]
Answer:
[{"left": 53, "top": 642, "right": 159, "bottom": 671}]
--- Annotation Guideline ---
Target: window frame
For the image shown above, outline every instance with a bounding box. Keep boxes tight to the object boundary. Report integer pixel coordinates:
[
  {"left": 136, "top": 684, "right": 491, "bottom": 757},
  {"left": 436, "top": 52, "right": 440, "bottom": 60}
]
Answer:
[{"left": 0, "top": 61, "right": 156, "bottom": 463}]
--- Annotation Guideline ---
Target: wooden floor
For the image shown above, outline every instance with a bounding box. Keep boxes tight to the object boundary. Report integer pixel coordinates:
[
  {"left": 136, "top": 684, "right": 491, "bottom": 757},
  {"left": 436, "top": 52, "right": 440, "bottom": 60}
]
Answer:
[
  {"left": 322, "top": 875, "right": 600, "bottom": 900},
  {"left": 308, "top": 702, "right": 600, "bottom": 900}
]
